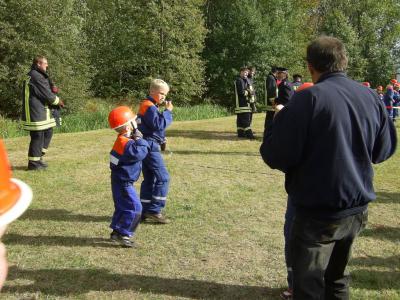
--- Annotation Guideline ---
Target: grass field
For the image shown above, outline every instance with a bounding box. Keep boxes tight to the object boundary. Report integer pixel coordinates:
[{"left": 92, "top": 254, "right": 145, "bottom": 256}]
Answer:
[{"left": 2, "top": 113, "right": 399, "bottom": 299}]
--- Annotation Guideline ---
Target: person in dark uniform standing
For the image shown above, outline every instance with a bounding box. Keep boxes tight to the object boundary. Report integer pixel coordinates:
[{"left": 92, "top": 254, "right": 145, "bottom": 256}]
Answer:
[
  {"left": 22, "top": 56, "right": 64, "bottom": 171},
  {"left": 264, "top": 66, "right": 278, "bottom": 133},
  {"left": 235, "top": 67, "right": 255, "bottom": 139},
  {"left": 275, "top": 67, "right": 294, "bottom": 107}
]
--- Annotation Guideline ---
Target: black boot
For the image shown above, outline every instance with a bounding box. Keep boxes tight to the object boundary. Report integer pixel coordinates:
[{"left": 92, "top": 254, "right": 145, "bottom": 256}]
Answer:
[
  {"left": 27, "top": 160, "right": 46, "bottom": 171},
  {"left": 237, "top": 129, "right": 245, "bottom": 138},
  {"left": 245, "top": 129, "right": 255, "bottom": 140}
]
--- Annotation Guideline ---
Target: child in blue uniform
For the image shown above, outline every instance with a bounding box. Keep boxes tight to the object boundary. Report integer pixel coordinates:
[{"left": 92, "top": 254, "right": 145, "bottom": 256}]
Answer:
[
  {"left": 137, "top": 79, "right": 173, "bottom": 224},
  {"left": 108, "top": 106, "right": 149, "bottom": 247}
]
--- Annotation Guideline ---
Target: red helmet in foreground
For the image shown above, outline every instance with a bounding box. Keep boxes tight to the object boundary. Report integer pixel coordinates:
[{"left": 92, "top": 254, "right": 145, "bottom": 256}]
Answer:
[
  {"left": 108, "top": 106, "right": 136, "bottom": 130},
  {"left": 0, "top": 140, "right": 32, "bottom": 227}
]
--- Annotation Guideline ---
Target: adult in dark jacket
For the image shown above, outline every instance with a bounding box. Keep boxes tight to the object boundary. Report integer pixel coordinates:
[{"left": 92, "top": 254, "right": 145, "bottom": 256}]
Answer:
[
  {"left": 260, "top": 36, "right": 397, "bottom": 300},
  {"left": 22, "top": 56, "right": 64, "bottom": 170},
  {"left": 263, "top": 67, "right": 278, "bottom": 132},
  {"left": 234, "top": 67, "right": 254, "bottom": 139},
  {"left": 275, "top": 67, "right": 294, "bottom": 106}
]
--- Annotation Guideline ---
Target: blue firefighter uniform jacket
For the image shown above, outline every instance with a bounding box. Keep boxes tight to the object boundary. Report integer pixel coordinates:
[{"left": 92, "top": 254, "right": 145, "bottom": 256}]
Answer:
[
  {"left": 234, "top": 76, "right": 251, "bottom": 114},
  {"left": 137, "top": 97, "right": 173, "bottom": 143},
  {"left": 109, "top": 134, "right": 149, "bottom": 237},
  {"left": 110, "top": 135, "right": 150, "bottom": 182},
  {"left": 22, "top": 65, "right": 61, "bottom": 131},
  {"left": 260, "top": 72, "right": 397, "bottom": 220}
]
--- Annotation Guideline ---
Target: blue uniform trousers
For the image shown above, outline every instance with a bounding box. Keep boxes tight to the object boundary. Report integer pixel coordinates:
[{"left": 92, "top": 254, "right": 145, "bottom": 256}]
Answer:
[
  {"left": 110, "top": 179, "right": 142, "bottom": 237},
  {"left": 140, "top": 141, "right": 170, "bottom": 214}
]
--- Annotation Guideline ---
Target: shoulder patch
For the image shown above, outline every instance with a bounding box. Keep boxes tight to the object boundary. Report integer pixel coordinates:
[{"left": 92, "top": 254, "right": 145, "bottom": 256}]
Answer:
[
  {"left": 138, "top": 99, "right": 155, "bottom": 116},
  {"left": 112, "top": 135, "right": 130, "bottom": 155}
]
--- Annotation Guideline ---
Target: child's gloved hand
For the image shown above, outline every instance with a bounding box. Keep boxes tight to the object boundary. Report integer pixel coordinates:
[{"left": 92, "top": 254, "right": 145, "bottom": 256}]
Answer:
[{"left": 131, "top": 129, "right": 143, "bottom": 140}]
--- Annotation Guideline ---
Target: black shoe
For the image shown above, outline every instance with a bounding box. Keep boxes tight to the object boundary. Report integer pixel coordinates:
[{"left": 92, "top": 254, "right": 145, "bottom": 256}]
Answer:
[
  {"left": 237, "top": 130, "right": 245, "bottom": 138},
  {"left": 142, "top": 213, "right": 170, "bottom": 224},
  {"left": 110, "top": 231, "right": 134, "bottom": 248},
  {"left": 27, "top": 161, "right": 46, "bottom": 171}
]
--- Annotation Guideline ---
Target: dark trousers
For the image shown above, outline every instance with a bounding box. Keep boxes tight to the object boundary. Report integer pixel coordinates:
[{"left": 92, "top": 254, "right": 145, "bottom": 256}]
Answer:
[
  {"left": 236, "top": 112, "right": 253, "bottom": 137},
  {"left": 284, "top": 197, "right": 296, "bottom": 289},
  {"left": 264, "top": 110, "right": 275, "bottom": 134},
  {"left": 290, "top": 210, "right": 368, "bottom": 300},
  {"left": 28, "top": 128, "right": 53, "bottom": 160}
]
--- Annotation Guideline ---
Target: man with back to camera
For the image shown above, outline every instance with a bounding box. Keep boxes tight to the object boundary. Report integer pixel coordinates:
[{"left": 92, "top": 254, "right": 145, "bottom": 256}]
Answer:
[{"left": 260, "top": 36, "right": 396, "bottom": 299}]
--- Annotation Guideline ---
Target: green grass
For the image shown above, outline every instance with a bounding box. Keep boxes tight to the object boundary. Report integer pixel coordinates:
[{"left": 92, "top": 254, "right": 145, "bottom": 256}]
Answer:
[
  {"left": 1, "top": 114, "right": 399, "bottom": 299},
  {"left": 0, "top": 102, "right": 231, "bottom": 139}
]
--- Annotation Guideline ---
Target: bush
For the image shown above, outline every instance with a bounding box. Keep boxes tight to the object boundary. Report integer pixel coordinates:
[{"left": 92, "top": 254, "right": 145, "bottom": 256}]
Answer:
[{"left": 1, "top": 101, "right": 232, "bottom": 139}]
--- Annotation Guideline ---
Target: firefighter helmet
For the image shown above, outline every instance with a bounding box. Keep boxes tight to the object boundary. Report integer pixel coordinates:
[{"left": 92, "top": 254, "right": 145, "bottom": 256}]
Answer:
[
  {"left": 390, "top": 79, "right": 397, "bottom": 84},
  {"left": 296, "top": 82, "right": 314, "bottom": 92},
  {"left": 0, "top": 140, "right": 32, "bottom": 227},
  {"left": 108, "top": 106, "right": 136, "bottom": 130}
]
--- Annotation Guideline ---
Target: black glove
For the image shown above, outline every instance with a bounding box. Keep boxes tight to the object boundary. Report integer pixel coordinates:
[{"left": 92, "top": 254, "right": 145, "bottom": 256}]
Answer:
[
  {"left": 160, "top": 141, "right": 167, "bottom": 151},
  {"left": 131, "top": 129, "right": 143, "bottom": 140}
]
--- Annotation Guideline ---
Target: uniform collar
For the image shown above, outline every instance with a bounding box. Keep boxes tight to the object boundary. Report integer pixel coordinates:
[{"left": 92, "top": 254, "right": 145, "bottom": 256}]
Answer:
[{"left": 316, "top": 71, "right": 346, "bottom": 84}]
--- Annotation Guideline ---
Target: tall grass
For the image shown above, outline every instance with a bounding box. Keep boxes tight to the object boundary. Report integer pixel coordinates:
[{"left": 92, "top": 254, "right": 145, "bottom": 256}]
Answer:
[{"left": 1, "top": 102, "right": 231, "bottom": 139}]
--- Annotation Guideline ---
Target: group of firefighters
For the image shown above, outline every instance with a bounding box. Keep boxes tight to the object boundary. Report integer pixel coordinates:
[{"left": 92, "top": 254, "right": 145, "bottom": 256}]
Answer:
[{"left": 234, "top": 66, "right": 400, "bottom": 138}]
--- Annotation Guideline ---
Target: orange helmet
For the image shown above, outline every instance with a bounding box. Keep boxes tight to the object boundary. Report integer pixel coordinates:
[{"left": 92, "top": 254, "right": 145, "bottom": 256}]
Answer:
[
  {"left": 296, "top": 82, "right": 314, "bottom": 92},
  {"left": 0, "top": 140, "right": 32, "bottom": 227},
  {"left": 108, "top": 106, "right": 136, "bottom": 130},
  {"left": 362, "top": 82, "right": 370, "bottom": 87},
  {"left": 390, "top": 79, "right": 397, "bottom": 84}
]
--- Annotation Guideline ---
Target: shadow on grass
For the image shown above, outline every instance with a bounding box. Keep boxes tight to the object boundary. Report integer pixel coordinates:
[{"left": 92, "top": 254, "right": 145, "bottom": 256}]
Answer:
[
  {"left": 350, "top": 255, "right": 400, "bottom": 268},
  {"left": 3, "top": 234, "right": 118, "bottom": 248},
  {"left": 20, "top": 209, "right": 109, "bottom": 222},
  {"left": 375, "top": 191, "right": 400, "bottom": 204},
  {"left": 172, "top": 150, "right": 261, "bottom": 156},
  {"left": 360, "top": 224, "right": 399, "bottom": 242},
  {"left": 5, "top": 266, "right": 280, "bottom": 299},
  {"left": 167, "top": 129, "right": 263, "bottom": 141},
  {"left": 351, "top": 269, "right": 400, "bottom": 290},
  {"left": 10, "top": 165, "right": 29, "bottom": 171}
]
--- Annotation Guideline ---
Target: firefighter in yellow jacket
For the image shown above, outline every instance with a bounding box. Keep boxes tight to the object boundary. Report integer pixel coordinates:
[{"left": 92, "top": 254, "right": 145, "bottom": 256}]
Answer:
[{"left": 22, "top": 56, "right": 64, "bottom": 170}]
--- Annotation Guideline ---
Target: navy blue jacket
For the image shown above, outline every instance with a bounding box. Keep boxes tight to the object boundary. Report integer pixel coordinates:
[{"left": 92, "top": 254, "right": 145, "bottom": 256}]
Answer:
[
  {"left": 110, "top": 135, "right": 149, "bottom": 182},
  {"left": 260, "top": 72, "right": 397, "bottom": 219},
  {"left": 137, "top": 97, "right": 173, "bottom": 144}
]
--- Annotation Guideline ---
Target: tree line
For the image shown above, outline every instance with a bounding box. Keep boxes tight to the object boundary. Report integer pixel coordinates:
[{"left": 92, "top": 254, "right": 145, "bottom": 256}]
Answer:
[{"left": 1, "top": 0, "right": 399, "bottom": 118}]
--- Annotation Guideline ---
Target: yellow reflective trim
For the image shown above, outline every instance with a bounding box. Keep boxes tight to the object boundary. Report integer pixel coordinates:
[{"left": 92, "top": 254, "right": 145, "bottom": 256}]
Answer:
[
  {"left": 24, "top": 77, "right": 31, "bottom": 123},
  {"left": 23, "top": 120, "right": 56, "bottom": 131},
  {"left": 28, "top": 157, "right": 41, "bottom": 161},
  {"left": 52, "top": 96, "right": 60, "bottom": 105},
  {"left": 42, "top": 148, "right": 48, "bottom": 153},
  {"left": 23, "top": 118, "right": 56, "bottom": 126}
]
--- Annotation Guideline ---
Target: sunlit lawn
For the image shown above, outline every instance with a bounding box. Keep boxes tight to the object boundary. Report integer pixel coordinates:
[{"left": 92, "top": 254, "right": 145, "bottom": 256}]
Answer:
[{"left": 2, "top": 114, "right": 399, "bottom": 299}]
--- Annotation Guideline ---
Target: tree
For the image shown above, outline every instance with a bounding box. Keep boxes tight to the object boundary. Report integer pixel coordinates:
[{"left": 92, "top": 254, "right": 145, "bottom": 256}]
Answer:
[
  {"left": 312, "top": 0, "right": 400, "bottom": 86},
  {"left": 86, "top": 0, "right": 207, "bottom": 104},
  {"left": 0, "top": 0, "right": 90, "bottom": 118},
  {"left": 203, "top": 0, "right": 314, "bottom": 107}
]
